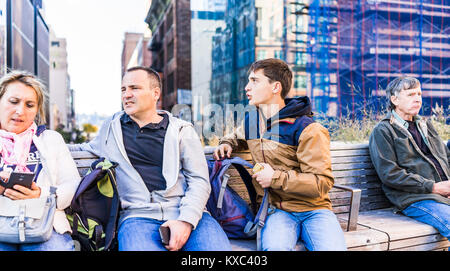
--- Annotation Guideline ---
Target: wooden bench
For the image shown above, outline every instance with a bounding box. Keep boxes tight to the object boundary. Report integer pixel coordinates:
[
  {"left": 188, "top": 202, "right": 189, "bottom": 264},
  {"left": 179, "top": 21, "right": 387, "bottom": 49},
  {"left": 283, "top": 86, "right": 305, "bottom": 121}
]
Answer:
[
  {"left": 203, "top": 143, "right": 450, "bottom": 251},
  {"left": 70, "top": 143, "right": 449, "bottom": 251}
]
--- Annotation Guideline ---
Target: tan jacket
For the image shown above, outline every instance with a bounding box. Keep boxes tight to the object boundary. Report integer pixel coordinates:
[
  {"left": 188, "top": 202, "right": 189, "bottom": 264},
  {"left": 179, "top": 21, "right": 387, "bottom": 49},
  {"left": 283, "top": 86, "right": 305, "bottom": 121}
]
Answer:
[{"left": 220, "top": 97, "right": 334, "bottom": 212}]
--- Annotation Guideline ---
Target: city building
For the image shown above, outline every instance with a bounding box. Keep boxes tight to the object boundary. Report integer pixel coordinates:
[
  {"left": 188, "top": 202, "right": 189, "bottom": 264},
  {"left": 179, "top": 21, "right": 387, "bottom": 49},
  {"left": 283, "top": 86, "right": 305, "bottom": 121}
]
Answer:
[
  {"left": 121, "top": 32, "right": 144, "bottom": 77},
  {"left": 306, "top": 0, "right": 450, "bottom": 117},
  {"left": 49, "top": 29, "right": 74, "bottom": 131},
  {"left": 145, "top": 0, "right": 192, "bottom": 111},
  {"left": 190, "top": 0, "right": 226, "bottom": 126},
  {"left": 0, "top": 0, "right": 51, "bottom": 122},
  {"left": 210, "top": 0, "right": 309, "bottom": 106},
  {"left": 209, "top": 0, "right": 449, "bottom": 117}
]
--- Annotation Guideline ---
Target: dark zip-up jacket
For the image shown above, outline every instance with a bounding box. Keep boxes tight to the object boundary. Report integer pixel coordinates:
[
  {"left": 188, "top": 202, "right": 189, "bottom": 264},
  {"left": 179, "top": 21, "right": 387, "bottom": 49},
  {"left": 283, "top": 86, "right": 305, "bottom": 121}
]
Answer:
[{"left": 369, "top": 112, "right": 450, "bottom": 211}]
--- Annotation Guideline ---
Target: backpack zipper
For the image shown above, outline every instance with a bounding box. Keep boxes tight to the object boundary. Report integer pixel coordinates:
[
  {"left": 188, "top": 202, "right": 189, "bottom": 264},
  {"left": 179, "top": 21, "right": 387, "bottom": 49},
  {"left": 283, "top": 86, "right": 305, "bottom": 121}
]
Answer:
[{"left": 220, "top": 215, "right": 246, "bottom": 225}]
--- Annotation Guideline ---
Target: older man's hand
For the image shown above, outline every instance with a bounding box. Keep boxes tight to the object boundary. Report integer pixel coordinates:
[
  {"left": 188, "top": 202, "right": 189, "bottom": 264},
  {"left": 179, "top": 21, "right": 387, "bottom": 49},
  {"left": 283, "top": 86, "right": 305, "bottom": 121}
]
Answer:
[{"left": 432, "top": 181, "right": 450, "bottom": 198}]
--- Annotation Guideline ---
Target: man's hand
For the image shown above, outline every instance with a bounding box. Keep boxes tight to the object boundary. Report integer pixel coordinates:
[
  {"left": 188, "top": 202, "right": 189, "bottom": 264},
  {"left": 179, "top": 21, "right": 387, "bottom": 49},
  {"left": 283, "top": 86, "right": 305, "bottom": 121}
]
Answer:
[
  {"left": 432, "top": 181, "right": 450, "bottom": 198},
  {"left": 213, "top": 144, "right": 233, "bottom": 160},
  {"left": 252, "top": 163, "right": 275, "bottom": 188},
  {"left": 161, "top": 220, "right": 193, "bottom": 251}
]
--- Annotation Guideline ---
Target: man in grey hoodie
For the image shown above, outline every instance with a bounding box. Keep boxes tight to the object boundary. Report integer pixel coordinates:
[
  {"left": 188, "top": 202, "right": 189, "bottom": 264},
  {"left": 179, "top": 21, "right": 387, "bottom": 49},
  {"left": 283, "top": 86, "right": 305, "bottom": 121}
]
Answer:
[{"left": 70, "top": 66, "right": 230, "bottom": 251}]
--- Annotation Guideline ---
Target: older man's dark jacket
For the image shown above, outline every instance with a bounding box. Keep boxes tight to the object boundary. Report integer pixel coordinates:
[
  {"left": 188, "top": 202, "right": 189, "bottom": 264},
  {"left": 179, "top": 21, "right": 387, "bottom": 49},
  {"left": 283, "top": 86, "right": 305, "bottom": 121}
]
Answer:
[{"left": 369, "top": 112, "right": 450, "bottom": 211}]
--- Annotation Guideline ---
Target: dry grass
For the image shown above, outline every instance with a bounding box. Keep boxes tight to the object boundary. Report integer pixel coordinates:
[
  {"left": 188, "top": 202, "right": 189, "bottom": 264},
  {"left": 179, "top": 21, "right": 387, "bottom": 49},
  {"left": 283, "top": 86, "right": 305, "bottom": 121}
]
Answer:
[
  {"left": 430, "top": 104, "right": 450, "bottom": 141},
  {"left": 200, "top": 103, "right": 449, "bottom": 145}
]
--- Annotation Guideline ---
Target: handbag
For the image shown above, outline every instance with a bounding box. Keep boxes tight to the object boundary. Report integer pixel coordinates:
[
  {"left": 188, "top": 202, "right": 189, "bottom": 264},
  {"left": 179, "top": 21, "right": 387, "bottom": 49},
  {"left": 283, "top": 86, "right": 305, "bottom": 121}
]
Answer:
[{"left": 0, "top": 186, "right": 57, "bottom": 243}]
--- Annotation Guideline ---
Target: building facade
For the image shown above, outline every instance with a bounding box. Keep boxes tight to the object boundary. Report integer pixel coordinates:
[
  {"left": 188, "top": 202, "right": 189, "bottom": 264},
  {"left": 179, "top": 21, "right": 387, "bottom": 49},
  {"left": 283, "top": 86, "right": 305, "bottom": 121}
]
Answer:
[
  {"left": 121, "top": 32, "right": 143, "bottom": 77},
  {"left": 209, "top": 0, "right": 449, "bottom": 117},
  {"left": 0, "top": 0, "right": 50, "bottom": 122},
  {"left": 49, "top": 29, "right": 74, "bottom": 131},
  {"left": 145, "top": 0, "right": 192, "bottom": 111},
  {"left": 191, "top": 0, "right": 226, "bottom": 125}
]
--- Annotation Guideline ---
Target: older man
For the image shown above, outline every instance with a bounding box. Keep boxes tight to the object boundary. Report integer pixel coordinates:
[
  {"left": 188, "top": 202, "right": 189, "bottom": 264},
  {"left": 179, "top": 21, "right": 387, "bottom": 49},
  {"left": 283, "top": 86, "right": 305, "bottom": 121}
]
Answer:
[{"left": 369, "top": 76, "right": 450, "bottom": 240}]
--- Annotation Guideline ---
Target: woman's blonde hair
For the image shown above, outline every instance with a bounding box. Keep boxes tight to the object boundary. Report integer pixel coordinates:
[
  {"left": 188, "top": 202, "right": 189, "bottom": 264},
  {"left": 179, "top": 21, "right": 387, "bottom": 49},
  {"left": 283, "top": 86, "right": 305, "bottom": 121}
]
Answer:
[{"left": 0, "top": 70, "right": 47, "bottom": 124}]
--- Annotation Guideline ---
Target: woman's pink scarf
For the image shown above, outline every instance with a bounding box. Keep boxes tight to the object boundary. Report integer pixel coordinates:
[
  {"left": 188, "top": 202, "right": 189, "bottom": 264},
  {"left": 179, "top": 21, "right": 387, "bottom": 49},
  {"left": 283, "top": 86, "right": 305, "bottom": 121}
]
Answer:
[{"left": 0, "top": 123, "right": 37, "bottom": 172}]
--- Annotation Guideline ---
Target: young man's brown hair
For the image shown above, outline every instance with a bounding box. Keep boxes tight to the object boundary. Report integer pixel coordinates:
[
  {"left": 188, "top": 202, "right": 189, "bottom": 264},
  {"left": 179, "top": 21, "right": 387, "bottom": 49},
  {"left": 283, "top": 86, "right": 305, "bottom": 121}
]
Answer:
[{"left": 248, "top": 58, "right": 293, "bottom": 99}]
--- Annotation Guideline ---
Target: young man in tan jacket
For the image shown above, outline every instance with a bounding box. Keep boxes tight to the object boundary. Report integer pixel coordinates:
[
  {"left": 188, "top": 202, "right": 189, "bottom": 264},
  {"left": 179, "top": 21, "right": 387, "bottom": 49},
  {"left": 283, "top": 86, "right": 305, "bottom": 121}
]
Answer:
[{"left": 213, "top": 58, "right": 346, "bottom": 251}]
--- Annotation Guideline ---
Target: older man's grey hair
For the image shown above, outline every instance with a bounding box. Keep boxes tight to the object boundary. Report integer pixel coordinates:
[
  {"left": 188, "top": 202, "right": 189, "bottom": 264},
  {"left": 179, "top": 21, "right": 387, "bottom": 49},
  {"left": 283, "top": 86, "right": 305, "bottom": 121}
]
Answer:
[{"left": 385, "top": 77, "right": 421, "bottom": 110}]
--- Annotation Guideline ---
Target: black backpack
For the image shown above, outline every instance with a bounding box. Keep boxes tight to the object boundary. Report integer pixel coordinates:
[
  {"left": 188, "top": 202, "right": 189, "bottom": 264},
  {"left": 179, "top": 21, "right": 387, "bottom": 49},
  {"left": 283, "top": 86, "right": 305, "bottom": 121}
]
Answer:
[{"left": 65, "top": 158, "right": 120, "bottom": 251}]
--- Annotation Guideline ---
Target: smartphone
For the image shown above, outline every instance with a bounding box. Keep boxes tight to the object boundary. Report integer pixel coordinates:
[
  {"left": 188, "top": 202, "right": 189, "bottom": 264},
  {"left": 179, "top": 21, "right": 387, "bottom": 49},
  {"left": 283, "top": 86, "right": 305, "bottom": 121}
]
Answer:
[
  {"left": 0, "top": 171, "right": 35, "bottom": 189},
  {"left": 159, "top": 225, "right": 171, "bottom": 245}
]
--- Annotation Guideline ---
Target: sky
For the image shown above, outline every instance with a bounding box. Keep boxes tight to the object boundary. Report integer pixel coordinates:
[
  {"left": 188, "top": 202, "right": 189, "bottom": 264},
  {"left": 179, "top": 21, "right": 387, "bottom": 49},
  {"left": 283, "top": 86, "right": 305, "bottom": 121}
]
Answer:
[{"left": 42, "top": 0, "right": 149, "bottom": 116}]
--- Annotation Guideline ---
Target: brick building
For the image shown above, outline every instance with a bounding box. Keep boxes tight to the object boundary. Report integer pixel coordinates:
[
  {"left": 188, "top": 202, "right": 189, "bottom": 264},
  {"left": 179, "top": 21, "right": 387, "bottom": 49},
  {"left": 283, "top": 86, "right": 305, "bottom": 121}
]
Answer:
[
  {"left": 145, "top": 0, "right": 192, "bottom": 111},
  {"left": 121, "top": 32, "right": 143, "bottom": 77}
]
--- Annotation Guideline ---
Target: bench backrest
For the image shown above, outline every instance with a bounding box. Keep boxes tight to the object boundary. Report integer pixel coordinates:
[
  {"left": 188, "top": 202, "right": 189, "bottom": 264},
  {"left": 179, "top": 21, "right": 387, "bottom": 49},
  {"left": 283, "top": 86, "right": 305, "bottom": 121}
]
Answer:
[
  {"left": 203, "top": 143, "right": 392, "bottom": 216},
  {"left": 329, "top": 143, "right": 391, "bottom": 213},
  {"left": 70, "top": 142, "right": 392, "bottom": 217}
]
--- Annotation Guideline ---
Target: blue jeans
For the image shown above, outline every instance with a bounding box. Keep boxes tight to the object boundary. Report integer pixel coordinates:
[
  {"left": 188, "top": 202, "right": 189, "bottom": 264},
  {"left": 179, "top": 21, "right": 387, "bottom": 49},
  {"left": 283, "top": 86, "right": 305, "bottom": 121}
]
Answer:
[
  {"left": 402, "top": 200, "right": 450, "bottom": 239},
  {"left": 117, "top": 212, "right": 231, "bottom": 251},
  {"left": 0, "top": 231, "right": 74, "bottom": 251},
  {"left": 261, "top": 208, "right": 347, "bottom": 251}
]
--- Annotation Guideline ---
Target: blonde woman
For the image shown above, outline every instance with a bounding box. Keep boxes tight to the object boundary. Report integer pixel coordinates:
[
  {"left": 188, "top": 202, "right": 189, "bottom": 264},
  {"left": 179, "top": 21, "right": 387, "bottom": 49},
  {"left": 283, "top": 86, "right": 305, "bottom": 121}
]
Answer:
[{"left": 0, "top": 70, "right": 80, "bottom": 251}]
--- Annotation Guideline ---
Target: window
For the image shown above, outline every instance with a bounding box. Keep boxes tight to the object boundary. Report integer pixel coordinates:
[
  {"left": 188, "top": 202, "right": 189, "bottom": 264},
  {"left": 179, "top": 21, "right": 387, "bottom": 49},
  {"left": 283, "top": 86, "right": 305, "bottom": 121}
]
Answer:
[
  {"left": 167, "top": 40, "right": 174, "bottom": 61},
  {"left": 167, "top": 72, "right": 174, "bottom": 94}
]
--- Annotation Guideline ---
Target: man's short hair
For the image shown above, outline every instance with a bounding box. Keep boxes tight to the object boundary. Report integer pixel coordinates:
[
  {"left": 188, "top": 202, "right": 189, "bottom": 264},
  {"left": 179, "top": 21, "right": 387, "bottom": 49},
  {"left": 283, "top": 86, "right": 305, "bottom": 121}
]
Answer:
[
  {"left": 248, "top": 58, "right": 293, "bottom": 99},
  {"left": 385, "top": 77, "right": 421, "bottom": 110},
  {"left": 126, "top": 66, "right": 162, "bottom": 89}
]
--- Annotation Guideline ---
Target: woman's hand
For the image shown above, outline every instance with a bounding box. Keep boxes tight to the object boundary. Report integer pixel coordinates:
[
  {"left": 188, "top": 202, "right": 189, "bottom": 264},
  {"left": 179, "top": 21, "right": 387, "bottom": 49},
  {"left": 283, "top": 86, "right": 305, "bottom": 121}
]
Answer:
[
  {"left": 3, "top": 182, "right": 41, "bottom": 200},
  {"left": 0, "top": 171, "right": 11, "bottom": 195}
]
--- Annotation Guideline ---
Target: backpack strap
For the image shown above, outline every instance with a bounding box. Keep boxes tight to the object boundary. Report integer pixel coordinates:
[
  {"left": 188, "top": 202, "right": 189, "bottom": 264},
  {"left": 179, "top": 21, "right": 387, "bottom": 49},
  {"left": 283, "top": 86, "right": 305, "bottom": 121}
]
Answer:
[
  {"left": 243, "top": 188, "right": 269, "bottom": 250},
  {"left": 217, "top": 174, "right": 230, "bottom": 209},
  {"left": 233, "top": 163, "right": 258, "bottom": 213},
  {"left": 215, "top": 157, "right": 270, "bottom": 250},
  {"left": 213, "top": 158, "right": 259, "bottom": 213},
  {"left": 92, "top": 160, "right": 119, "bottom": 251},
  {"left": 103, "top": 167, "right": 120, "bottom": 250}
]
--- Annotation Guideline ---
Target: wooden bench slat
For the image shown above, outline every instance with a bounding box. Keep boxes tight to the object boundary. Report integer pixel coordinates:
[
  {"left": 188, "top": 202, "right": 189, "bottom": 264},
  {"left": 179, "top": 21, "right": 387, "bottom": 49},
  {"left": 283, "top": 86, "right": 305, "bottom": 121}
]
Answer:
[
  {"left": 332, "top": 169, "right": 377, "bottom": 178},
  {"left": 330, "top": 149, "right": 370, "bottom": 157},
  {"left": 330, "top": 142, "right": 370, "bottom": 150},
  {"left": 332, "top": 156, "right": 372, "bottom": 164},
  {"left": 332, "top": 162, "right": 374, "bottom": 171},
  {"left": 70, "top": 151, "right": 97, "bottom": 159},
  {"left": 391, "top": 240, "right": 450, "bottom": 251},
  {"left": 389, "top": 234, "right": 449, "bottom": 250}
]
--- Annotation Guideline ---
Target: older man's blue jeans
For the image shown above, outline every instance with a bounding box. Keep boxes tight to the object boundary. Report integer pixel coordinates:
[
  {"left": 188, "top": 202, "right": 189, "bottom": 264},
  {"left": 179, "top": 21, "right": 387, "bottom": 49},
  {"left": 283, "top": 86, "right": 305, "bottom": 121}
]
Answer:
[
  {"left": 117, "top": 212, "right": 231, "bottom": 251},
  {"left": 402, "top": 200, "right": 450, "bottom": 239},
  {"left": 261, "top": 207, "right": 347, "bottom": 251}
]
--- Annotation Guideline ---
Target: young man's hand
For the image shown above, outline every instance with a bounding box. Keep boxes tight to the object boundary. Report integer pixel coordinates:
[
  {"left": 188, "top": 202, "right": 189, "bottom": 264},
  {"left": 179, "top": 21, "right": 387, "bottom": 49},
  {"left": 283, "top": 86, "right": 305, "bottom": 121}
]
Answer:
[
  {"left": 161, "top": 220, "right": 193, "bottom": 251},
  {"left": 213, "top": 144, "right": 233, "bottom": 160},
  {"left": 252, "top": 163, "right": 275, "bottom": 188}
]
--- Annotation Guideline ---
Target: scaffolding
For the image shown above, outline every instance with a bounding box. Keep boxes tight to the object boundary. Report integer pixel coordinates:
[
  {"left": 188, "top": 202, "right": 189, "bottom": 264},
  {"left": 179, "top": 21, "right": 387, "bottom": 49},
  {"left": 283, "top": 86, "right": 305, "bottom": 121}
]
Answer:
[
  {"left": 301, "top": 0, "right": 450, "bottom": 117},
  {"left": 209, "top": 0, "right": 449, "bottom": 117}
]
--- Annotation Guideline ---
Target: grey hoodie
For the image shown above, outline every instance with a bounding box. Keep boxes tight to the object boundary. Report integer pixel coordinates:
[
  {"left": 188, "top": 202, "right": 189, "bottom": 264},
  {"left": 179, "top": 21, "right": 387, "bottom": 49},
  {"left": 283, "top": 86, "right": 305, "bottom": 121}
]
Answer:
[{"left": 69, "top": 111, "right": 210, "bottom": 229}]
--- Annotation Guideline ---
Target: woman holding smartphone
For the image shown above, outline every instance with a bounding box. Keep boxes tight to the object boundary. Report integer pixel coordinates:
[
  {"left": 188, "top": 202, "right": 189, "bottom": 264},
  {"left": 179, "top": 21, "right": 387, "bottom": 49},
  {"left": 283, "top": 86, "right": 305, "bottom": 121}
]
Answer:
[{"left": 0, "top": 70, "right": 80, "bottom": 251}]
